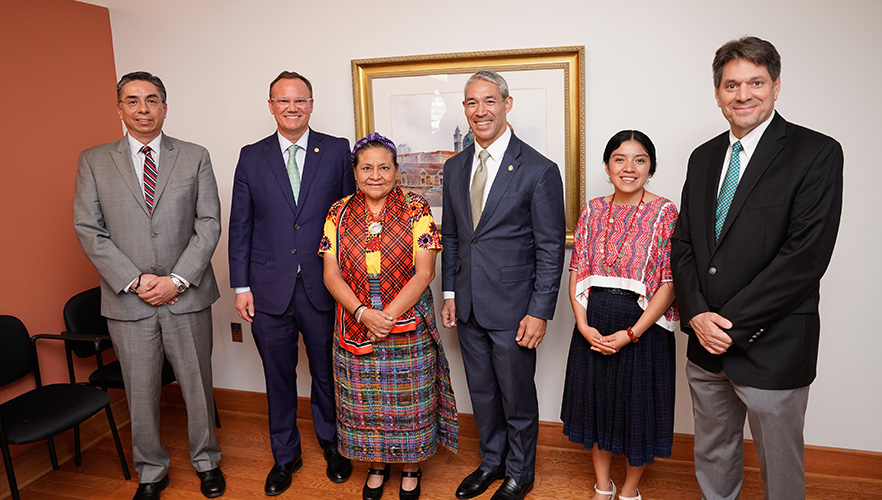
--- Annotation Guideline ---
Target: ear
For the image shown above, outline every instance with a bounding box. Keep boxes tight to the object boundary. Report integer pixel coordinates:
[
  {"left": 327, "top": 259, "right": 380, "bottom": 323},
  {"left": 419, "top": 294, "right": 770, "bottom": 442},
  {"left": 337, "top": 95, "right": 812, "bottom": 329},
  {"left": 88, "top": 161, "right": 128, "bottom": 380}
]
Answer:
[
  {"left": 504, "top": 95, "right": 513, "bottom": 113},
  {"left": 772, "top": 77, "right": 781, "bottom": 101}
]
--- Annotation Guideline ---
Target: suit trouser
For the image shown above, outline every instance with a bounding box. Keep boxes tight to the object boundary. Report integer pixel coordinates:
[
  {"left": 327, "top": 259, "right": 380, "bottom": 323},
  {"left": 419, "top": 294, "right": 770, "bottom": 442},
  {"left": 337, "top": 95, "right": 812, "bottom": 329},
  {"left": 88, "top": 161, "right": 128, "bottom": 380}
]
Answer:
[
  {"left": 251, "top": 278, "right": 336, "bottom": 464},
  {"left": 457, "top": 314, "right": 538, "bottom": 485},
  {"left": 108, "top": 306, "right": 220, "bottom": 483},
  {"left": 686, "top": 361, "right": 809, "bottom": 500}
]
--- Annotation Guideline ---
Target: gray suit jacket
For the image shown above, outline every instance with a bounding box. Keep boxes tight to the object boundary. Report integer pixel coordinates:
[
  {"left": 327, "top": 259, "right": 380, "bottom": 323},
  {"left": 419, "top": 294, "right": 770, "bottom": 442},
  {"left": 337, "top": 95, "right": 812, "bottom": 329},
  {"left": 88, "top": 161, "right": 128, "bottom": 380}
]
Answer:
[{"left": 74, "top": 135, "right": 221, "bottom": 320}]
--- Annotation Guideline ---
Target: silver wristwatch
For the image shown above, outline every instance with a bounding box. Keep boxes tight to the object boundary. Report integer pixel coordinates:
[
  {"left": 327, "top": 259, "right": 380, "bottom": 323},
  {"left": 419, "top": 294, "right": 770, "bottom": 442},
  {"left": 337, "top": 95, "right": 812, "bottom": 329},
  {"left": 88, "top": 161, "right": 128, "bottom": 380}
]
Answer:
[{"left": 171, "top": 275, "right": 187, "bottom": 293}]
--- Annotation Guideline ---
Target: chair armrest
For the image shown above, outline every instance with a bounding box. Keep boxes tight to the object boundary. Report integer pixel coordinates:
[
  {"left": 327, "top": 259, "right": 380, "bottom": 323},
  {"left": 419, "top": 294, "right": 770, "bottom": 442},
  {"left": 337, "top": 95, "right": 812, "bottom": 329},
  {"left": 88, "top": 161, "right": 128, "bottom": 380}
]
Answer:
[{"left": 32, "top": 332, "right": 111, "bottom": 353}]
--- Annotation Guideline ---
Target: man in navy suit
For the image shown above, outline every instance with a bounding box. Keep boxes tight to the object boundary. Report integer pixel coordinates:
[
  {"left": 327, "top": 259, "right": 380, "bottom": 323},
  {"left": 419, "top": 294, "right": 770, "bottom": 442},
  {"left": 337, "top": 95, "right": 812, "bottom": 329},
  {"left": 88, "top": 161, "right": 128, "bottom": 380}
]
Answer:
[
  {"left": 229, "top": 71, "right": 355, "bottom": 495},
  {"left": 441, "top": 70, "right": 565, "bottom": 500},
  {"left": 672, "top": 37, "right": 842, "bottom": 500}
]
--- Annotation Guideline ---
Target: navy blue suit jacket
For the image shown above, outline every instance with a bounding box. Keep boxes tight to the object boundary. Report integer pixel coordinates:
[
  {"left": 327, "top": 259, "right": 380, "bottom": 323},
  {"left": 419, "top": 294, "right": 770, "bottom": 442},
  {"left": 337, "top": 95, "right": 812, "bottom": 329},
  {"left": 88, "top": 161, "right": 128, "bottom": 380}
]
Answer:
[
  {"left": 441, "top": 133, "right": 566, "bottom": 330},
  {"left": 672, "top": 113, "right": 843, "bottom": 389},
  {"left": 229, "top": 130, "right": 355, "bottom": 315}
]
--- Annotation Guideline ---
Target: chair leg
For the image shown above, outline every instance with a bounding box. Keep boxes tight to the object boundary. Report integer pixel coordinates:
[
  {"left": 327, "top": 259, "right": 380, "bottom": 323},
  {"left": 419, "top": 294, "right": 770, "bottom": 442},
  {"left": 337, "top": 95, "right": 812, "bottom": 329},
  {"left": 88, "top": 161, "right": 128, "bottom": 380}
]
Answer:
[
  {"left": 74, "top": 423, "right": 83, "bottom": 466},
  {"left": 1, "top": 433, "right": 22, "bottom": 500},
  {"left": 104, "top": 404, "right": 131, "bottom": 480},
  {"left": 214, "top": 400, "right": 221, "bottom": 429},
  {"left": 47, "top": 435, "right": 59, "bottom": 469}
]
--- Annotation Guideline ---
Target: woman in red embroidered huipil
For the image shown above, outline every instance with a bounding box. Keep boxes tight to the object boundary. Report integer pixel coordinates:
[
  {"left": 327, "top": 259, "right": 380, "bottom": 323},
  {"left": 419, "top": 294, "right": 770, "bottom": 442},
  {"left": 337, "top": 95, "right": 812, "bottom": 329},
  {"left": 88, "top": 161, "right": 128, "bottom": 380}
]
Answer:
[
  {"left": 320, "top": 134, "right": 457, "bottom": 500},
  {"left": 560, "top": 131, "right": 678, "bottom": 500}
]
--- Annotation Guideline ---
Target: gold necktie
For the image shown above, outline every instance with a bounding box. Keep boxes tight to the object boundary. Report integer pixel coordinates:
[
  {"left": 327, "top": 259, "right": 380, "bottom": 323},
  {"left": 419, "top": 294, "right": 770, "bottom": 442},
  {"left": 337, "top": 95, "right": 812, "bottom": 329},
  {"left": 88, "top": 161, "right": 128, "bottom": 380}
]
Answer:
[{"left": 470, "top": 150, "right": 490, "bottom": 230}]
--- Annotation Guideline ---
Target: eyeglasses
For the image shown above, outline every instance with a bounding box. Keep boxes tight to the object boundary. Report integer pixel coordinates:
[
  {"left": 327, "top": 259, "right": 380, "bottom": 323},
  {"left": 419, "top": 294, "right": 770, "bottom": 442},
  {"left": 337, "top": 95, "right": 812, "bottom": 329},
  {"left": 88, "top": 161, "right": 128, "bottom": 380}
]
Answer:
[
  {"left": 119, "top": 97, "right": 164, "bottom": 109},
  {"left": 270, "top": 97, "right": 313, "bottom": 109}
]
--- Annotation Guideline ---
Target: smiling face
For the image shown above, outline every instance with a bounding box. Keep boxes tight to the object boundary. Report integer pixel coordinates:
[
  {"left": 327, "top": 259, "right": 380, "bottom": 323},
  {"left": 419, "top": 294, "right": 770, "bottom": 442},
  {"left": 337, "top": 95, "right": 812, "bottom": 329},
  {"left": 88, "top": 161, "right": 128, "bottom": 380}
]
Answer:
[
  {"left": 715, "top": 58, "right": 780, "bottom": 139},
  {"left": 605, "top": 140, "right": 652, "bottom": 203},
  {"left": 117, "top": 80, "right": 167, "bottom": 144},
  {"left": 269, "top": 77, "right": 314, "bottom": 142},
  {"left": 463, "top": 79, "right": 513, "bottom": 149},
  {"left": 354, "top": 145, "right": 397, "bottom": 206}
]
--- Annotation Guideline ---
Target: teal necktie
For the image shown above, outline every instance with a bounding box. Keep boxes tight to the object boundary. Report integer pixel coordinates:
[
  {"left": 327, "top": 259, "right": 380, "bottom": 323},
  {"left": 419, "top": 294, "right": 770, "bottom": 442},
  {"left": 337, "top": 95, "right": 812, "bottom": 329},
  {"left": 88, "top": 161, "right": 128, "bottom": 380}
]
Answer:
[
  {"left": 286, "top": 144, "right": 301, "bottom": 203},
  {"left": 715, "top": 141, "right": 742, "bottom": 240}
]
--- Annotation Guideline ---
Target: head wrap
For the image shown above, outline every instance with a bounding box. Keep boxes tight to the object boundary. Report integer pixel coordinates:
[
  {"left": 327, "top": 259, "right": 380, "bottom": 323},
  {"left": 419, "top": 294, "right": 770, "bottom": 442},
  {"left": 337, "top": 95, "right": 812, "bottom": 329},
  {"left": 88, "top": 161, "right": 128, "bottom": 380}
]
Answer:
[{"left": 351, "top": 132, "right": 397, "bottom": 164}]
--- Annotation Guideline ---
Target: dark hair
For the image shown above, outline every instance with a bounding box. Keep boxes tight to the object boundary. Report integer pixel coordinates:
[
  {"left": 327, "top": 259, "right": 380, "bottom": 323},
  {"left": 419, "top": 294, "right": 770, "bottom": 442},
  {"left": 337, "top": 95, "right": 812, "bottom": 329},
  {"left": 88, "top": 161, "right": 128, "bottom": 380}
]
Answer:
[
  {"left": 353, "top": 141, "right": 398, "bottom": 168},
  {"left": 117, "top": 71, "right": 167, "bottom": 103},
  {"left": 464, "top": 70, "right": 510, "bottom": 99},
  {"left": 603, "top": 130, "right": 657, "bottom": 176},
  {"left": 269, "top": 71, "right": 313, "bottom": 98},
  {"left": 713, "top": 36, "right": 781, "bottom": 88}
]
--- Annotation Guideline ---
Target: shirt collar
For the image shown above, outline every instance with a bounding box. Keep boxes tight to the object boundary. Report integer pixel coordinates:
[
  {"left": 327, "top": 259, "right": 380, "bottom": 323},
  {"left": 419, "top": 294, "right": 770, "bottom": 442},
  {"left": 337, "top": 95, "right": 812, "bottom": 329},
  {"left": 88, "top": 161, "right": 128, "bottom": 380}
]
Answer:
[
  {"left": 278, "top": 128, "right": 310, "bottom": 154},
  {"left": 127, "top": 132, "right": 162, "bottom": 155},
  {"left": 477, "top": 126, "right": 512, "bottom": 162},
  {"left": 729, "top": 111, "right": 776, "bottom": 157}
]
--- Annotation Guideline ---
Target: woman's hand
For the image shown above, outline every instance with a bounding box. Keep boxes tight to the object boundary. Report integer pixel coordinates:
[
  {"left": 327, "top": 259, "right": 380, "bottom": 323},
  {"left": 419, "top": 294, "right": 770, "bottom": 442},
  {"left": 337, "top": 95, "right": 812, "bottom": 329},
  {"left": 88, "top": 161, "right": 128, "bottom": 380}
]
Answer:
[
  {"left": 361, "top": 308, "right": 394, "bottom": 341},
  {"left": 592, "top": 330, "right": 631, "bottom": 355}
]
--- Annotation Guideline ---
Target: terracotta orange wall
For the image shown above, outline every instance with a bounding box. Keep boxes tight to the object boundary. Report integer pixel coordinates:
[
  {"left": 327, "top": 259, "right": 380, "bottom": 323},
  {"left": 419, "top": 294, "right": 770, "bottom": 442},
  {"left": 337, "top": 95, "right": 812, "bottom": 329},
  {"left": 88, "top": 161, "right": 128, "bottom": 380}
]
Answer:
[{"left": 0, "top": 0, "right": 120, "bottom": 401}]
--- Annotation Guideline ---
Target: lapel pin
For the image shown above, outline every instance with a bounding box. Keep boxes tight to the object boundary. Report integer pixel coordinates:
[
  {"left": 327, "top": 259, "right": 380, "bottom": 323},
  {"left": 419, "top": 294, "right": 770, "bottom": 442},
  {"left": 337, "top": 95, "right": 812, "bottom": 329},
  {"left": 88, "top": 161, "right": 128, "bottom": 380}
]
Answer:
[
  {"left": 314, "top": 147, "right": 320, "bottom": 153},
  {"left": 507, "top": 165, "right": 513, "bottom": 171}
]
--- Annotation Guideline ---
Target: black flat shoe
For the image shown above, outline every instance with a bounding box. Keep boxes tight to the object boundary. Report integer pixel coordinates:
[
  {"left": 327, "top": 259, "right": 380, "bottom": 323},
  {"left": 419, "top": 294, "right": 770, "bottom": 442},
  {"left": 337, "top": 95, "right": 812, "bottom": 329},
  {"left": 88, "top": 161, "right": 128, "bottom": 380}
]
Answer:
[
  {"left": 265, "top": 458, "right": 303, "bottom": 496},
  {"left": 455, "top": 467, "right": 505, "bottom": 499},
  {"left": 324, "top": 442, "right": 353, "bottom": 483},
  {"left": 399, "top": 469, "right": 422, "bottom": 500},
  {"left": 489, "top": 477, "right": 534, "bottom": 500},
  {"left": 196, "top": 467, "right": 225, "bottom": 498},
  {"left": 133, "top": 475, "right": 169, "bottom": 500},
  {"left": 363, "top": 463, "right": 391, "bottom": 500}
]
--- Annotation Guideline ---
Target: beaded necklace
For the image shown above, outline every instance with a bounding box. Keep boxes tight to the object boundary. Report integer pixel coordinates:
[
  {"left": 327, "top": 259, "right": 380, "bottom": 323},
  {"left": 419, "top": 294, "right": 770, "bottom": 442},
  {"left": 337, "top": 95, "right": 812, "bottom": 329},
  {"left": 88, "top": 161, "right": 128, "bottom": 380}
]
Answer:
[{"left": 599, "top": 188, "right": 645, "bottom": 270}]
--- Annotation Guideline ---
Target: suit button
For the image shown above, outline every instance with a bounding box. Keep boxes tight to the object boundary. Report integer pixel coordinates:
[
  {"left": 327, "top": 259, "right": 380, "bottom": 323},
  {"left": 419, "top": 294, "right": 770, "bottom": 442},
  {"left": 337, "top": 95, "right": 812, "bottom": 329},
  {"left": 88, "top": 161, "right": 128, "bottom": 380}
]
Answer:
[
  {"left": 150, "top": 266, "right": 157, "bottom": 272},
  {"left": 294, "top": 224, "right": 301, "bottom": 230},
  {"left": 291, "top": 249, "right": 297, "bottom": 254},
  {"left": 708, "top": 267, "right": 717, "bottom": 275},
  {"left": 151, "top": 232, "right": 158, "bottom": 238}
]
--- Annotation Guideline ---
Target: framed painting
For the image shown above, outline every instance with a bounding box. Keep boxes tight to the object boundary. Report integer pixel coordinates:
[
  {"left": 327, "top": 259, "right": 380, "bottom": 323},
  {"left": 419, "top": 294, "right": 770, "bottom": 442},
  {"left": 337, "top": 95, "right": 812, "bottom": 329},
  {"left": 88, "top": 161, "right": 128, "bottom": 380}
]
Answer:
[{"left": 352, "top": 46, "right": 585, "bottom": 244}]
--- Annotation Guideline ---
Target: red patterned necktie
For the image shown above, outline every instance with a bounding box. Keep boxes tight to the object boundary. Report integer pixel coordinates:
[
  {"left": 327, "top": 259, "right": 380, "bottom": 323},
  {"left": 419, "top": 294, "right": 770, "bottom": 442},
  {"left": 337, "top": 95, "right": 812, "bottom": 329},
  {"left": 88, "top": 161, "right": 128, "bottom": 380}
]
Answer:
[{"left": 141, "top": 145, "right": 157, "bottom": 213}]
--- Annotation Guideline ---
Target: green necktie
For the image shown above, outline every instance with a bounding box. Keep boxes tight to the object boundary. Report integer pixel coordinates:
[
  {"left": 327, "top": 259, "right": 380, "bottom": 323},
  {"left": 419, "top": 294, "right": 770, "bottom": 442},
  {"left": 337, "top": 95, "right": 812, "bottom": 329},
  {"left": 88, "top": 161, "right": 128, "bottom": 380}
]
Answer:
[
  {"left": 715, "top": 140, "right": 742, "bottom": 240},
  {"left": 286, "top": 144, "right": 301, "bottom": 204}
]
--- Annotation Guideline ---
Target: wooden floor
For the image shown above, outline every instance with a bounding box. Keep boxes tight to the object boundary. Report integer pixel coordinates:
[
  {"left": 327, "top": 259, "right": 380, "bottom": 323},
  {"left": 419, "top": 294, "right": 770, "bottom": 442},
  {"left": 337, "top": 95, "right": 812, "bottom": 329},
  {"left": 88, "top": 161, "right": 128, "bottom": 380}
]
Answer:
[{"left": 11, "top": 388, "right": 881, "bottom": 500}]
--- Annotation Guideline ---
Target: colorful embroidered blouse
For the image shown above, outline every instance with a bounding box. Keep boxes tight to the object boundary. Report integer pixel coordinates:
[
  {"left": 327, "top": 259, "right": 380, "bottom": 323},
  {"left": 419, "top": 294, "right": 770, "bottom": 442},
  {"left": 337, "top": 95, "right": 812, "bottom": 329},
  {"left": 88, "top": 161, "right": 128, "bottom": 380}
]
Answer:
[
  {"left": 570, "top": 196, "right": 679, "bottom": 331},
  {"left": 320, "top": 187, "right": 442, "bottom": 354}
]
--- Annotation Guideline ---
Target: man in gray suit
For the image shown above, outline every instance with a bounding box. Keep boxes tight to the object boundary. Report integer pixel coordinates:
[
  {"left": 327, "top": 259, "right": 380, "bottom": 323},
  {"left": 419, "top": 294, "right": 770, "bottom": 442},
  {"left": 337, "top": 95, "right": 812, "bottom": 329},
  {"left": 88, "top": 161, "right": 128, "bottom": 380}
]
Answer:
[
  {"left": 74, "top": 72, "right": 225, "bottom": 500},
  {"left": 441, "top": 70, "right": 566, "bottom": 500}
]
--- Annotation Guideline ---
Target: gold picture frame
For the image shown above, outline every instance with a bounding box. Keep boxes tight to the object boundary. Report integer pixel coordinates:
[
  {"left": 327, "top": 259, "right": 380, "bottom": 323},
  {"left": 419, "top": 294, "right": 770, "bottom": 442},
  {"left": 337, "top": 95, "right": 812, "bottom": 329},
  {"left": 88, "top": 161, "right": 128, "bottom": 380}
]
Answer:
[{"left": 352, "top": 46, "right": 585, "bottom": 244}]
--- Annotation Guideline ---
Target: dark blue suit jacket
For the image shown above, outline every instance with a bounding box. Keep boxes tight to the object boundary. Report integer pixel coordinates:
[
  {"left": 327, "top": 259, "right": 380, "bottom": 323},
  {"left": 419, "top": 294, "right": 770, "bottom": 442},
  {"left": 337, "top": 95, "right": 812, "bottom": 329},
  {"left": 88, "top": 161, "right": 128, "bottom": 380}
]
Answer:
[
  {"left": 672, "top": 113, "right": 843, "bottom": 389},
  {"left": 229, "top": 130, "right": 355, "bottom": 315},
  {"left": 441, "top": 133, "right": 566, "bottom": 330}
]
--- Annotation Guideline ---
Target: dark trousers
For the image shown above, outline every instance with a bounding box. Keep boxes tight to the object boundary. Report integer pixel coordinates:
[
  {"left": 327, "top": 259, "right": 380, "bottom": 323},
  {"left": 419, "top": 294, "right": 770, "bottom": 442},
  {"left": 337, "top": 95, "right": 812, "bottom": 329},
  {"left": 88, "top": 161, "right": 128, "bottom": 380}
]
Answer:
[{"left": 252, "top": 279, "right": 336, "bottom": 463}]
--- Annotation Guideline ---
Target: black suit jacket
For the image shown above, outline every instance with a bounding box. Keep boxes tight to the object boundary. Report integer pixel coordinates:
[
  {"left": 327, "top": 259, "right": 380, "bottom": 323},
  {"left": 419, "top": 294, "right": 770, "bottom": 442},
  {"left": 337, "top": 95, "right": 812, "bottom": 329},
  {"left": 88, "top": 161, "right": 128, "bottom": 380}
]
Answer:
[
  {"left": 441, "top": 132, "right": 566, "bottom": 330},
  {"left": 671, "top": 113, "right": 843, "bottom": 389}
]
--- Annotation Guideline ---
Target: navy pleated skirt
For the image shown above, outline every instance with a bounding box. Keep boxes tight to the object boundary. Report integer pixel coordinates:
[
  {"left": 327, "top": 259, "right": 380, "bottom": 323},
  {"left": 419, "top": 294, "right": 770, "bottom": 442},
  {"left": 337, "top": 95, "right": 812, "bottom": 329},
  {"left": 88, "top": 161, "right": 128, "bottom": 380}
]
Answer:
[{"left": 560, "top": 289, "right": 675, "bottom": 466}]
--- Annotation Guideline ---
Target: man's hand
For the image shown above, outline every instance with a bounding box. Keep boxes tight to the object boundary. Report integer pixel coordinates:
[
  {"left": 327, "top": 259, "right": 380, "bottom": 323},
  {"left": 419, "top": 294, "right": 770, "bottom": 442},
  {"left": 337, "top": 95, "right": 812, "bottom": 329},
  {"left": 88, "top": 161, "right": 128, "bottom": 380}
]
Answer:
[
  {"left": 441, "top": 299, "right": 457, "bottom": 328},
  {"left": 138, "top": 275, "right": 178, "bottom": 306},
  {"left": 516, "top": 314, "right": 547, "bottom": 349},
  {"left": 689, "top": 312, "right": 734, "bottom": 354},
  {"left": 234, "top": 291, "right": 255, "bottom": 323}
]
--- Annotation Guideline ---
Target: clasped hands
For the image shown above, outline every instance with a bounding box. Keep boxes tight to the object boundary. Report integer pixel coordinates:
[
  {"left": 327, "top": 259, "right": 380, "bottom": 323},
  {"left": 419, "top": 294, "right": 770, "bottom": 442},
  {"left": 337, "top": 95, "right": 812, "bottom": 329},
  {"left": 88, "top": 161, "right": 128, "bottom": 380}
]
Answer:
[
  {"left": 359, "top": 308, "right": 396, "bottom": 342},
  {"left": 132, "top": 274, "right": 179, "bottom": 307},
  {"left": 578, "top": 324, "right": 630, "bottom": 355}
]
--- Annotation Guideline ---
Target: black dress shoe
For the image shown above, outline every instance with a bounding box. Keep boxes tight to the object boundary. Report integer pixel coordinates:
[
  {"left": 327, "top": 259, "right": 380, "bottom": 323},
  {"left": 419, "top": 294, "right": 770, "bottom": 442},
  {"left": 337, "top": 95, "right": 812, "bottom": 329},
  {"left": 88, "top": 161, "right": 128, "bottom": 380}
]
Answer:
[
  {"left": 399, "top": 469, "right": 422, "bottom": 500},
  {"left": 197, "top": 467, "right": 226, "bottom": 498},
  {"left": 489, "top": 477, "right": 533, "bottom": 500},
  {"left": 133, "top": 475, "right": 169, "bottom": 500},
  {"left": 265, "top": 458, "right": 303, "bottom": 496},
  {"left": 323, "top": 443, "right": 353, "bottom": 483},
  {"left": 363, "top": 463, "right": 391, "bottom": 500},
  {"left": 455, "top": 467, "right": 504, "bottom": 499}
]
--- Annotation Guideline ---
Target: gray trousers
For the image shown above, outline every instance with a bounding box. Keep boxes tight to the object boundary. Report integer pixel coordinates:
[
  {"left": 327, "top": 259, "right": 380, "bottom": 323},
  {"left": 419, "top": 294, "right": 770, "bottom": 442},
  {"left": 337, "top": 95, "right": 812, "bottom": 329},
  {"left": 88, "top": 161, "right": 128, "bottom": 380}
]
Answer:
[
  {"left": 108, "top": 306, "right": 220, "bottom": 482},
  {"left": 687, "top": 361, "right": 809, "bottom": 500}
]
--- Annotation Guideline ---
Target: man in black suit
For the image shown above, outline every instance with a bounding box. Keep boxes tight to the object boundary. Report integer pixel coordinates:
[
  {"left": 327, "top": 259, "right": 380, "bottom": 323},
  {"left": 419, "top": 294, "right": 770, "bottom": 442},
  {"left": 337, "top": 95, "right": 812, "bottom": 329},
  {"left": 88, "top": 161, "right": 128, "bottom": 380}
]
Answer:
[
  {"left": 441, "top": 70, "right": 565, "bottom": 500},
  {"left": 672, "top": 36, "right": 843, "bottom": 500}
]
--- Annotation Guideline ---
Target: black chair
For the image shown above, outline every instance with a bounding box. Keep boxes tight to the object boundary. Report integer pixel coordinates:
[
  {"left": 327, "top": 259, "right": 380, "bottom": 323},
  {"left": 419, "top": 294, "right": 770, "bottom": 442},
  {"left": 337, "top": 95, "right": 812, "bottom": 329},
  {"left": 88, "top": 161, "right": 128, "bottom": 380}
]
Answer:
[
  {"left": 62, "top": 287, "right": 220, "bottom": 428},
  {"left": 0, "top": 315, "right": 130, "bottom": 500}
]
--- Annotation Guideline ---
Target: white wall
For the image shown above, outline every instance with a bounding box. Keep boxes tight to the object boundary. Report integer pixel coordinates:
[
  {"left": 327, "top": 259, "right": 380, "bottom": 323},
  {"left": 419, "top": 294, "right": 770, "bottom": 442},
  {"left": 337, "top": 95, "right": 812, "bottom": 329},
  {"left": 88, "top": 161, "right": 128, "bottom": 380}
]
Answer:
[{"left": 81, "top": 0, "right": 882, "bottom": 453}]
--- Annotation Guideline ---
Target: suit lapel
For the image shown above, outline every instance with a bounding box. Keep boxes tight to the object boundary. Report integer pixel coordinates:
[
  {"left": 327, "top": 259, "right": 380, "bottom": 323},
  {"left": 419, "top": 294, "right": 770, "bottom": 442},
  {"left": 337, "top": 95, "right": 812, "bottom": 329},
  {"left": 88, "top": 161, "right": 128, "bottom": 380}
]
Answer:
[
  {"left": 152, "top": 135, "right": 179, "bottom": 214},
  {"left": 477, "top": 135, "right": 521, "bottom": 232},
  {"left": 715, "top": 114, "right": 786, "bottom": 246},
  {"left": 110, "top": 137, "right": 151, "bottom": 215},
  {"left": 262, "top": 134, "right": 298, "bottom": 214},
  {"left": 296, "top": 129, "right": 321, "bottom": 216},
  {"left": 704, "top": 134, "right": 728, "bottom": 253},
  {"left": 457, "top": 146, "right": 476, "bottom": 233}
]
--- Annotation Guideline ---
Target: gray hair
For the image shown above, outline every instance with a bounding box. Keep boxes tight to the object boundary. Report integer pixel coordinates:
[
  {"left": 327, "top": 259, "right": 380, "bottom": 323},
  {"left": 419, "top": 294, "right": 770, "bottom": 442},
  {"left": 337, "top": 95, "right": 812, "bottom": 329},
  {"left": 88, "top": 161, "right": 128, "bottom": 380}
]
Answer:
[
  {"left": 464, "top": 70, "right": 510, "bottom": 99},
  {"left": 117, "top": 71, "right": 167, "bottom": 103}
]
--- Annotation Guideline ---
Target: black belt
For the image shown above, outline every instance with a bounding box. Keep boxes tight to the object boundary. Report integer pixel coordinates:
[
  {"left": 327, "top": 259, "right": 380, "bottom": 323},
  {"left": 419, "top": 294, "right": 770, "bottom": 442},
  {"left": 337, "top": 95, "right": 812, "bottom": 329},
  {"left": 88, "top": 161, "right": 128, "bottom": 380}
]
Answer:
[{"left": 593, "top": 287, "right": 639, "bottom": 300}]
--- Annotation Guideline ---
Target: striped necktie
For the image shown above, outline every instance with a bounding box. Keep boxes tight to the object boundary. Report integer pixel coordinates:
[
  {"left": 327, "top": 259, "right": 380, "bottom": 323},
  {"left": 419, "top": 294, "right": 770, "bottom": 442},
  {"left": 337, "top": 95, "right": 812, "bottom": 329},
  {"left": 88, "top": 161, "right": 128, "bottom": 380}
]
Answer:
[
  {"left": 141, "top": 145, "right": 157, "bottom": 213},
  {"left": 715, "top": 140, "right": 742, "bottom": 240}
]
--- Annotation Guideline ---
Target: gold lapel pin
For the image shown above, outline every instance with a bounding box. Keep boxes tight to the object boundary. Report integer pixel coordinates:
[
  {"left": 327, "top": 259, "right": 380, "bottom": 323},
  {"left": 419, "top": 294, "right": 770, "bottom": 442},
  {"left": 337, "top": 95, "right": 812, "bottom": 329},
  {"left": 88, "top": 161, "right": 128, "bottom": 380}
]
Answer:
[
  {"left": 314, "top": 147, "right": 320, "bottom": 153},
  {"left": 507, "top": 165, "right": 513, "bottom": 171}
]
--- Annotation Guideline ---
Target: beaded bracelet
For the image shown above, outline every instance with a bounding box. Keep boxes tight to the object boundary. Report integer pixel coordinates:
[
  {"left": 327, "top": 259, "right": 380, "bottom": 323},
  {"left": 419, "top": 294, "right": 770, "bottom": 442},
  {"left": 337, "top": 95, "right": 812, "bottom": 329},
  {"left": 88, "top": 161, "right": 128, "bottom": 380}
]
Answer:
[{"left": 626, "top": 326, "right": 639, "bottom": 343}]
